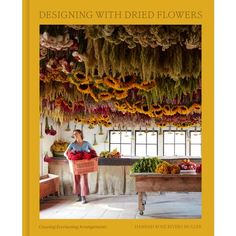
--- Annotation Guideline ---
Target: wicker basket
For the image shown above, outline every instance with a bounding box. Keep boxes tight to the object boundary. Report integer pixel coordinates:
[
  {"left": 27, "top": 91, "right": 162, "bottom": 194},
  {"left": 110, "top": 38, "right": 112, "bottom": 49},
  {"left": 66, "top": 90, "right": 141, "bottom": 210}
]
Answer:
[{"left": 69, "top": 157, "right": 98, "bottom": 175}]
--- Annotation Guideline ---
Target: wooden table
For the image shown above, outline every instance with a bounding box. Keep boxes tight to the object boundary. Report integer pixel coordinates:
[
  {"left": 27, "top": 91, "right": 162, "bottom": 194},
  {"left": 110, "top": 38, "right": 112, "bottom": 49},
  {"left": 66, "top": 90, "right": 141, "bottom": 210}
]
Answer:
[
  {"left": 130, "top": 173, "right": 201, "bottom": 215},
  {"left": 40, "top": 174, "right": 60, "bottom": 199}
]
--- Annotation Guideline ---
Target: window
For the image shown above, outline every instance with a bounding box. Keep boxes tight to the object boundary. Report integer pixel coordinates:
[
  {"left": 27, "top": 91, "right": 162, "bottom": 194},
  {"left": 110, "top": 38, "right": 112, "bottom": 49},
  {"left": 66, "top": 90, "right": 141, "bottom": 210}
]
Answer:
[
  {"left": 109, "top": 130, "right": 132, "bottom": 156},
  {"left": 163, "top": 130, "right": 186, "bottom": 156},
  {"left": 190, "top": 131, "right": 201, "bottom": 156},
  {"left": 135, "top": 130, "right": 158, "bottom": 156}
]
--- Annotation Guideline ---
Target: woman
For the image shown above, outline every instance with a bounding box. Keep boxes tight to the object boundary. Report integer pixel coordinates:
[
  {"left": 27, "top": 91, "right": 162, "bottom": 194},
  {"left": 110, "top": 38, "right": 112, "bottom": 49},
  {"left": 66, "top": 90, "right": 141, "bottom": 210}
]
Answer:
[{"left": 64, "top": 129, "right": 95, "bottom": 204}]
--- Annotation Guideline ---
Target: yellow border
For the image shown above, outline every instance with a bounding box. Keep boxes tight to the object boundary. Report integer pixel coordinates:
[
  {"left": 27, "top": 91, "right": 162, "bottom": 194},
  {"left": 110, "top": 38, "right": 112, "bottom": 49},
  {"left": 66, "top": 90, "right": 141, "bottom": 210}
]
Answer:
[
  {"left": 23, "top": 1, "right": 214, "bottom": 236},
  {"left": 23, "top": 0, "right": 29, "bottom": 236}
]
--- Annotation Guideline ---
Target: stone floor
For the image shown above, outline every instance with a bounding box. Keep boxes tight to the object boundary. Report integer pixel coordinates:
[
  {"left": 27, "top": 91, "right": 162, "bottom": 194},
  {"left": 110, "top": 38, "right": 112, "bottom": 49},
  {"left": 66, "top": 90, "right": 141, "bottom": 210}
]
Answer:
[{"left": 40, "top": 192, "right": 201, "bottom": 219}]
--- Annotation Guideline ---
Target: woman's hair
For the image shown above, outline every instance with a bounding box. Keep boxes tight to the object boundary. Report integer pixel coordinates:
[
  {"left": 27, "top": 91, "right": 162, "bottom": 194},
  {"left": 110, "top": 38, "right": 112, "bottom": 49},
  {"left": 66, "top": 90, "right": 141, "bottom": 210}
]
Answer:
[{"left": 73, "top": 129, "right": 84, "bottom": 140}]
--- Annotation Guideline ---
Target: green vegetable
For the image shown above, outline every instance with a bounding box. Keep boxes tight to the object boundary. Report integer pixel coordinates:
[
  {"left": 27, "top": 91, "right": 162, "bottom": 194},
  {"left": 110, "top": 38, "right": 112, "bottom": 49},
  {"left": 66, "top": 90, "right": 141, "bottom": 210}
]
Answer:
[{"left": 131, "top": 157, "right": 163, "bottom": 173}]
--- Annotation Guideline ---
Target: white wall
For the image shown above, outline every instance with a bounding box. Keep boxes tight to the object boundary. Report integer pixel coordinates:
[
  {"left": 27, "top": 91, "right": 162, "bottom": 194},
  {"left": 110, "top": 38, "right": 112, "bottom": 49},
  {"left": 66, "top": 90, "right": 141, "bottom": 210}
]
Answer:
[{"left": 40, "top": 117, "right": 201, "bottom": 175}]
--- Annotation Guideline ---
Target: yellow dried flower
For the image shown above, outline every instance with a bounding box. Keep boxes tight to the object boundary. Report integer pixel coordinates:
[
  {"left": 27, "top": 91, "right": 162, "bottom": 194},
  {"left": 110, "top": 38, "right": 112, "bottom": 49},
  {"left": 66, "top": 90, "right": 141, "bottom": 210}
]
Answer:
[
  {"left": 163, "top": 105, "right": 172, "bottom": 116},
  {"left": 119, "top": 75, "right": 136, "bottom": 90},
  {"left": 104, "top": 76, "right": 121, "bottom": 89},
  {"left": 155, "top": 122, "right": 167, "bottom": 128},
  {"left": 153, "top": 109, "right": 163, "bottom": 118},
  {"left": 191, "top": 103, "right": 201, "bottom": 113},
  {"left": 170, "top": 105, "right": 179, "bottom": 116},
  {"left": 152, "top": 104, "right": 162, "bottom": 111},
  {"left": 76, "top": 83, "right": 91, "bottom": 94},
  {"left": 98, "top": 92, "right": 114, "bottom": 101},
  {"left": 178, "top": 105, "right": 190, "bottom": 115},
  {"left": 136, "top": 80, "right": 156, "bottom": 91},
  {"left": 114, "top": 90, "right": 128, "bottom": 100}
]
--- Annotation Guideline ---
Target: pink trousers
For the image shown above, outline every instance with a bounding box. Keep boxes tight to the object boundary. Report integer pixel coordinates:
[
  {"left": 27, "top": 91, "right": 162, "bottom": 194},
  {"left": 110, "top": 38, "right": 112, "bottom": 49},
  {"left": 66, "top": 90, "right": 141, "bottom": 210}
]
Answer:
[{"left": 72, "top": 174, "right": 90, "bottom": 196}]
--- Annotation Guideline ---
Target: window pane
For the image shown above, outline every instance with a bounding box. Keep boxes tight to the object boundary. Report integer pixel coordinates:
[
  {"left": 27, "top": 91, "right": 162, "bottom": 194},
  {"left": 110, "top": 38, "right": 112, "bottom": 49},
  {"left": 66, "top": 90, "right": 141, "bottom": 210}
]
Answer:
[
  {"left": 136, "top": 132, "right": 146, "bottom": 143},
  {"left": 164, "top": 144, "right": 174, "bottom": 156},
  {"left": 121, "top": 131, "right": 132, "bottom": 143},
  {"left": 147, "top": 145, "right": 157, "bottom": 156},
  {"left": 110, "top": 144, "right": 120, "bottom": 152},
  {"left": 121, "top": 144, "right": 132, "bottom": 156},
  {"left": 164, "top": 132, "right": 174, "bottom": 143},
  {"left": 191, "top": 132, "right": 201, "bottom": 144},
  {"left": 110, "top": 131, "right": 120, "bottom": 143},
  {"left": 136, "top": 145, "right": 146, "bottom": 156},
  {"left": 147, "top": 132, "right": 157, "bottom": 144},
  {"left": 175, "top": 144, "right": 185, "bottom": 156},
  {"left": 175, "top": 132, "right": 185, "bottom": 143},
  {"left": 191, "top": 145, "right": 201, "bottom": 156}
]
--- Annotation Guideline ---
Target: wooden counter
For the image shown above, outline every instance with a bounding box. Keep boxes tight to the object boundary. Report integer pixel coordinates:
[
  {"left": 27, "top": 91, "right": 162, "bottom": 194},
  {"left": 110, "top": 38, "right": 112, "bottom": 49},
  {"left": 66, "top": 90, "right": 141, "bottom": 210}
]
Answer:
[
  {"left": 46, "top": 157, "right": 201, "bottom": 196},
  {"left": 130, "top": 173, "right": 201, "bottom": 215}
]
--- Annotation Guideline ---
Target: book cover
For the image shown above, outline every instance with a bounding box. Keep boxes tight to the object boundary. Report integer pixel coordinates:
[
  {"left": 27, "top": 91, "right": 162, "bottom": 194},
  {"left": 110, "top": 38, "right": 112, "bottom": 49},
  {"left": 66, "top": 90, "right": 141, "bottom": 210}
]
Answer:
[{"left": 23, "top": 0, "right": 214, "bottom": 235}]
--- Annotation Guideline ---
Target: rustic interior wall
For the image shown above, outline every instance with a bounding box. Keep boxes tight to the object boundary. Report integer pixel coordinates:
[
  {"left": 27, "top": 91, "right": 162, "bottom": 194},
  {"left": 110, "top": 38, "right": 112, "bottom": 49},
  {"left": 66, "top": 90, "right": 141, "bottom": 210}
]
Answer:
[{"left": 40, "top": 117, "right": 201, "bottom": 175}]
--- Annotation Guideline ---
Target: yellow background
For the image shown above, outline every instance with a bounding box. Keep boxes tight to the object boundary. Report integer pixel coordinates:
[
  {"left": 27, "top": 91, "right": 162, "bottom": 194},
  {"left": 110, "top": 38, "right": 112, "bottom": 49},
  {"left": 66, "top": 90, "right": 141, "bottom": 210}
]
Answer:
[{"left": 23, "top": 0, "right": 214, "bottom": 235}]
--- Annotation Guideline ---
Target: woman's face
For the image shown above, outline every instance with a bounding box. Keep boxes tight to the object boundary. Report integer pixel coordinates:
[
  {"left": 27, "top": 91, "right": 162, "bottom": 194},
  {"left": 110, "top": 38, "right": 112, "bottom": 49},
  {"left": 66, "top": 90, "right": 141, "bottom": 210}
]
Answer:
[{"left": 73, "top": 131, "right": 82, "bottom": 140}]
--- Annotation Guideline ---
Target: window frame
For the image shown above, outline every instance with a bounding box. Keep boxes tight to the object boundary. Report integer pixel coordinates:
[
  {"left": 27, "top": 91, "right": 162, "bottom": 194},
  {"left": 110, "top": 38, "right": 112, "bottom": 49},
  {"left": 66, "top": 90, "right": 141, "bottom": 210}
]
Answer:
[
  {"left": 163, "top": 130, "right": 187, "bottom": 156},
  {"left": 134, "top": 130, "right": 158, "bottom": 156},
  {"left": 109, "top": 130, "right": 132, "bottom": 156},
  {"left": 189, "top": 130, "right": 202, "bottom": 156}
]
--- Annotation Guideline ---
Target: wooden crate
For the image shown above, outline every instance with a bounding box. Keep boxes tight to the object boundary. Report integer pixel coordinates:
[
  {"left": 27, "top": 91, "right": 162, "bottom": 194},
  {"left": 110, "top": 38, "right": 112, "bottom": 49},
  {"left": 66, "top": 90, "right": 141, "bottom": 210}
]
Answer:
[
  {"left": 40, "top": 174, "right": 60, "bottom": 199},
  {"left": 69, "top": 157, "right": 98, "bottom": 175}
]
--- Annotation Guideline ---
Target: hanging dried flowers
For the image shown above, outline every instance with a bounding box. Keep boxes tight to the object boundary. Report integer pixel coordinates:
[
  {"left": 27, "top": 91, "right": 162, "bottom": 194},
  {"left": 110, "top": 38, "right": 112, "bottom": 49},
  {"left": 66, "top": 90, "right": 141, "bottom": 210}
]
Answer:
[
  {"left": 104, "top": 76, "right": 121, "bottom": 90},
  {"left": 40, "top": 25, "right": 202, "bottom": 127},
  {"left": 89, "top": 89, "right": 99, "bottom": 103},
  {"left": 124, "top": 101, "right": 137, "bottom": 114},
  {"left": 119, "top": 74, "right": 137, "bottom": 90},
  {"left": 72, "top": 51, "right": 83, "bottom": 62},
  {"left": 155, "top": 122, "right": 167, "bottom": 128},
  {"left": 73, "top": 70, "right": 88, "bottom": 82},
  {"left": 162, "top": 105, "right": 172, "bottom": 116},
  {"left": 40, "top": 47, "right": 48, "bottom": 60},
  {"left": 46, "top": 58, "right": 62, "bottom": 73},
  {"left": 40, "top": 31, "right": 74, "bottom": 51},
  {"left": 141, "top": 104, "right": 153, "bottom": 115},
  {"left": 68, "top": 71, "right": 92, "bottom": 86},
  {"left": 88, "top": 124, "right": 94, "bottom": 129},
  {"left": 177, "top": 105, "right": 190, "bottom": 115},
  {"left": 94, "top": 78, "right": 104, "bottom": 85},
  {"left": 170, "top": 105, "right": 179, "bottom": 116},
  {"left": 190, "top": 103, "right": 201, "bottom": 113},
  {"left": 103, "top": 121, "right": 112, "bottom": 127},
  {"left": 174, "top": 122, "right": 193, "bottom": 128},
  {"left": 76, "top": 83, "right": 91, "bottom": 94},
  {"left": 54, "top": 97, "right": 63, "bottom": 107},
  {"left": 136, "top": 80, "right": 157, "bottom": 91},
  {"left": 153, "top": 109, "right": 164, "bottom": 118},
  {"left": 98, "top": 92, "right": 114, "bottom": 101},
  {"left": 114, "top": 90, "right": 128, "bottom": 100},
  {"left": 152, "top": 104, "right": 162, "bottom": 111}
]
